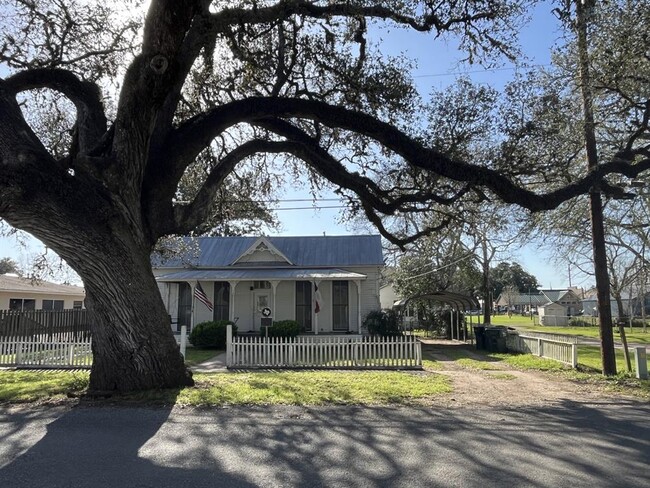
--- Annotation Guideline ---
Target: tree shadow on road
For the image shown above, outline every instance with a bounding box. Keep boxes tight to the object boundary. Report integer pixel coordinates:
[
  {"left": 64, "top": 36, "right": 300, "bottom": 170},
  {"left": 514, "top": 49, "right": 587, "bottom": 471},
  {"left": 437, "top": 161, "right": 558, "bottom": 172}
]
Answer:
[{"left": 0, "top": 394, "right": 255, "bottom": 488}]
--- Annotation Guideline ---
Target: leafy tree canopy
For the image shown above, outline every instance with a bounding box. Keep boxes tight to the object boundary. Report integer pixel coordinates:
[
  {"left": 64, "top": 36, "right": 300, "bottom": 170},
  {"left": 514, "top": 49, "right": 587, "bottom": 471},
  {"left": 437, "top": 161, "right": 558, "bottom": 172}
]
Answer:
[
  {"left": 0, "top": 257, "right": 20, "bottom": 275},
  {"left": 490, "top": 261, "right": 540, "bottom": 298}
]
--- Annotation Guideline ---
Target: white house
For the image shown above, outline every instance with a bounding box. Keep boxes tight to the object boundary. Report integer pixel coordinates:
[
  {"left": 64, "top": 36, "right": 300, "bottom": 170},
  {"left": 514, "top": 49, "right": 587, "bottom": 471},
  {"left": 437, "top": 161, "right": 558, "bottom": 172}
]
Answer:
[
  {"left": 153, "top": 235, "right": 384, "bottom": 334},
  {"left": 0, "top": 274, "right": 85, "bottom": 311}
]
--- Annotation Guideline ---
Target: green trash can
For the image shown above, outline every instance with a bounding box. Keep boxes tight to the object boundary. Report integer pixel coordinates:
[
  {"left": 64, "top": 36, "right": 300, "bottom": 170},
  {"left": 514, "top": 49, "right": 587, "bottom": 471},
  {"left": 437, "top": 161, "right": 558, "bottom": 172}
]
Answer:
[
  {"left": 473, "top": 325, "right": 487, "bottom": 350},
  {"left": 485, "top": 326, "right": 508, "bottom": 353}
]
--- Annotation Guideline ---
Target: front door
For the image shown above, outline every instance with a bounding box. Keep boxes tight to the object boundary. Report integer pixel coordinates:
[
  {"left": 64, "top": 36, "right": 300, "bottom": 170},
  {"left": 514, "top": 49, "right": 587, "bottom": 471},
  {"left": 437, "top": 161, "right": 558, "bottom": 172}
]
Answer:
[{"left": 252, "top": 290, "right": 271, "bottom": 331}]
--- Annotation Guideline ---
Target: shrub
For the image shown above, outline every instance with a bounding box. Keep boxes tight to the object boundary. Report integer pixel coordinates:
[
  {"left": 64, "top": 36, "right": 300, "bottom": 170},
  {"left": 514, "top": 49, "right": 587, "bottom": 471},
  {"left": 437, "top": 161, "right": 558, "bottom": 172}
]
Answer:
[
  {"left": 363, "top": 309, "right": 401, "bottom": 336},
  {"left": 189, "top": 320, "right": 236, "bottom": 348},
  {"left": 268, "top": 320, "right": 301, "bottom": 337}
]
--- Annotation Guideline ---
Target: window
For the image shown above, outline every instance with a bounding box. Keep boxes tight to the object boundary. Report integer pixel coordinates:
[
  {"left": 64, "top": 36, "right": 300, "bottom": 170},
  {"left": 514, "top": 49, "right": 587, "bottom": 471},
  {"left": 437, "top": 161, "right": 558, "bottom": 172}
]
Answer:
[
  {"left": 213, "top": 282, "right": 230, "bottom": 322},
  {"left": 73, "top": 301, "right": 84, "bottom": 310},
  {"left": 253, "top": 281, "right": 271, "bottom": 289},
  {"left": 295, "top": 281, "right": 312, "bottom": 332},
  {"left": 9, "top": 298, "right": 36, "bottom": 311},
  {"left": 177, "top": 283, "right": 192, "bottom": 331},
  {"left": 42, "top": 299, "right": 64, "bottom": 311},
  {"left": 332, "top": 281, "right": 349, "bottom": 331}
]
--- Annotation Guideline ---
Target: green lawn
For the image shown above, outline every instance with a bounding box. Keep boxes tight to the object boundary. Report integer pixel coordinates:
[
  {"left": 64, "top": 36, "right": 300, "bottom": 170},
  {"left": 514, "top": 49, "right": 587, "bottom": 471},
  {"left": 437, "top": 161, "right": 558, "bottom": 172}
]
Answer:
[
  {"left": 0, "top": 369, "right": 451, "bottom": 406},
  {"left": 183, "top": 347, "right": 220, "bottom": 366},
  {"left": 0, "top": 370, "right": 90, "bottom": 403}
]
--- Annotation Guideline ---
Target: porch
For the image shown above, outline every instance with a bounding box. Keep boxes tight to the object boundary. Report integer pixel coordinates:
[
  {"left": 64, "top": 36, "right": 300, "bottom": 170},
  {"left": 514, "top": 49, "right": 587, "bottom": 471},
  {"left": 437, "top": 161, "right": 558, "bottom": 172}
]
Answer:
[{"left": 157, "top": 268, "right": 374, "bottom": 335}]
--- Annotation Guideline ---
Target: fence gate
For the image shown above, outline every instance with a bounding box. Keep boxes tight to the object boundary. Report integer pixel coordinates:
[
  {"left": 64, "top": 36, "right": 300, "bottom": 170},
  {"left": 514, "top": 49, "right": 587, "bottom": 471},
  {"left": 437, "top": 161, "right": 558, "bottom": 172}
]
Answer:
[{"left": 0, "top": 310, "right": 93, "bottom": 368}]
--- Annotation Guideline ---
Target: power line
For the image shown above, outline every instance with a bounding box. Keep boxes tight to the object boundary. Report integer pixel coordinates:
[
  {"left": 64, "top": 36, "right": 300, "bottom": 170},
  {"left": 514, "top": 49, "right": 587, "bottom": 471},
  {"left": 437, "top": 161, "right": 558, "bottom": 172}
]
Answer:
[{"left": 411, "top": 63, "right": 550, "bottom": 79}]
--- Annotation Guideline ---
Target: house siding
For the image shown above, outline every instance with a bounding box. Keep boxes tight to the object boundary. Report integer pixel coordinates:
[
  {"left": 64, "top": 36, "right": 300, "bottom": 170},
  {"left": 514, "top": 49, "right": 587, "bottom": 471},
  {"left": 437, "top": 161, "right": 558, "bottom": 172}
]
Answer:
[{"left": 0, "top": 292, "right": 84, "bottom": 310}]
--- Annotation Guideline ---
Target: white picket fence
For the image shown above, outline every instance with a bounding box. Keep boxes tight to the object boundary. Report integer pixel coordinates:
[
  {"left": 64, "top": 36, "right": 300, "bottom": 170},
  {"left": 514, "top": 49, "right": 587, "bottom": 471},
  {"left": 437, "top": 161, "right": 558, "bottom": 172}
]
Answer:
[
  {"left": 0, "top": 336, "right": 93, "bottom": 368},
  {"left": 226, "top": 325, "right": 422, "bottom": 369},
  {"left": 507, "top": 333, "right": 577, "bottom": 367}
]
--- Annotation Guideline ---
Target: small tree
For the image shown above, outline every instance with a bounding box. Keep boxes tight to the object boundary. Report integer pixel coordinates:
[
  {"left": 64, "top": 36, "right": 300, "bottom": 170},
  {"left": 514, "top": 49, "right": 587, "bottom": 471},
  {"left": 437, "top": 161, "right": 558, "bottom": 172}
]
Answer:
[{"left": 0, "top": 258, "right": 20, "bottom": 275}]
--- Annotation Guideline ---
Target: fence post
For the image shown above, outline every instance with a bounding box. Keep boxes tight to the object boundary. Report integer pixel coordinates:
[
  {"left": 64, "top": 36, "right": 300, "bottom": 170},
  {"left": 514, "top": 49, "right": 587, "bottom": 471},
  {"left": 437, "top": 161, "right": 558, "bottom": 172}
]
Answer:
[
  {"left": 537, "top": 338, "right": 542, "bottom": 357},
  {"left": 68, "top": 343, "right": 75, "bottom": 365},
  {"left": 634, "top": 347, "right": 648, "bottom": 379},
  {"left": 571, "top": 343, "right": 578, "bottom": 368},
  {"left": 226, "top": 324, "right": 232, "bottom": 367},
  {"left": 180, "top": 325, "right": 187, "bottom": 358},
  {"left": 16, "top": 340, "right": 23, "bottom": 365}
]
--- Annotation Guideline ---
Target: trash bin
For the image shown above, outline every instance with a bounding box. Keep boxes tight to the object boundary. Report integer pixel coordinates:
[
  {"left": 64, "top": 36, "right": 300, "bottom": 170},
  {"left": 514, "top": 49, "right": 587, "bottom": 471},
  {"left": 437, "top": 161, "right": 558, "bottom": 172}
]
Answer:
[
  {"left": 485, "top": 326, "right": 508, "bottom": 353},
  {"left": 473, "top": 325, "right": 486, "bottom": 350}
]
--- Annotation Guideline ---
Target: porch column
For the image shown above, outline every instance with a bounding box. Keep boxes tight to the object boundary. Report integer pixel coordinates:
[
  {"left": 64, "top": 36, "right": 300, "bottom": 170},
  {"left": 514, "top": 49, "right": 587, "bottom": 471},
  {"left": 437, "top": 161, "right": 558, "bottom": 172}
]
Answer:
[
  {"left": 228, "top": 281, "right": 238, "bottom": 322},
  {"left": 354, "top": 280, "right": 362, "bottom": 334},
  {"left": 313, "top": 280, "right": 321, "bottom": 335},
  {"left": 270, "top": 281, "right": 280, "bottom": 320},
  {"left": 189, "top": 281, "right": 197, "bottom": 331}
]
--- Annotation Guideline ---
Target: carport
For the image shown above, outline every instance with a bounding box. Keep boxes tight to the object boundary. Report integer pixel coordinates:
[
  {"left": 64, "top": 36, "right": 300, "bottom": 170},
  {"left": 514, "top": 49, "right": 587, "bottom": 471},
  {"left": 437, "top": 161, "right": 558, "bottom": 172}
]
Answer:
[{"left": 394, "top": 291, "right": 480, "bottom": 342}]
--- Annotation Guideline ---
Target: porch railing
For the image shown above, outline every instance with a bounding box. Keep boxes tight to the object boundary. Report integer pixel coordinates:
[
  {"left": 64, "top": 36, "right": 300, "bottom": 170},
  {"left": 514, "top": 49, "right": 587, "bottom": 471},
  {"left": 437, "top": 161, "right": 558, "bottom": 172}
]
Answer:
[{"left": 226, "top": 325, "right": 422, "bottom": 369}]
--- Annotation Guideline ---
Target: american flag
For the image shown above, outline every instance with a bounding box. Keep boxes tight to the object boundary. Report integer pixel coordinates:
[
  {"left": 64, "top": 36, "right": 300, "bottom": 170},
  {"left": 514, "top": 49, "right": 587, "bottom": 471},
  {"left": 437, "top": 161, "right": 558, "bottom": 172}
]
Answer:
[{"left": 194, "top": 282, "right": 213, "bottom": 312}]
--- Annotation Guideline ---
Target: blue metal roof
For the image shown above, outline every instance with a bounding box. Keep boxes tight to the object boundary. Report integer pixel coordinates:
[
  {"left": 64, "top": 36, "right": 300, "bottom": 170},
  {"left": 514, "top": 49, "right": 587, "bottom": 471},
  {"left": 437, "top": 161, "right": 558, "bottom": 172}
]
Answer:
[
  {"left": 154, "top": 235, "right": 383, "bottom": 268},
  {"left": 156, "top": 268, "right": 367, "bottom": 281}
]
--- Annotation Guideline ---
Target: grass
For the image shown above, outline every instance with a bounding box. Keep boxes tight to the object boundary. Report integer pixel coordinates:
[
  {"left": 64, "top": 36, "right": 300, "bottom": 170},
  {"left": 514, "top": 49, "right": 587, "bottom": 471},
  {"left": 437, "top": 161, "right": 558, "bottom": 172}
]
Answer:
[
  {"left": 576, "top": 345, "right": 650, "bottom": 373},
  {"left": 510, "top": 324, "right": 650, "bottom": 344},
  {"left": 175, "top": 371, "right": 451, "bottom": 406},
  {"left": 488, "top": 352, "right": 569, "bottom": 371},
  {"left": 0, "top": 370, "right": 89, "bottom": 403},
  {"left": 0, "top": 369, "right": 451, "bottom": 406},
  {"left": 183, "top": 347, "right": 220, "bottom": 367},
  {"left": 488, "top": 372, "right": 516, "bottom": 380}
]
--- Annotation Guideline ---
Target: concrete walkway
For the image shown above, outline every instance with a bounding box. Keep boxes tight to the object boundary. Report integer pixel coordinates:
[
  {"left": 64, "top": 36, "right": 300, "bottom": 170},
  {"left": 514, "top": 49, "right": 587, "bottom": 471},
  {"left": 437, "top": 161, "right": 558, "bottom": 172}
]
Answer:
[{"left": 190, "top": 351, "right": 228, "bottom": 373}]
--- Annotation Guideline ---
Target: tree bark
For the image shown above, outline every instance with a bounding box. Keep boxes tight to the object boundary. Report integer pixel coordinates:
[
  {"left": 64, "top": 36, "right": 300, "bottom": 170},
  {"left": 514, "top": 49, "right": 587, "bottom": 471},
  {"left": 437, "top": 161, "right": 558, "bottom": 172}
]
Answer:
[{"left": 80, "top": 242, "right": 193, "bottom": 393}]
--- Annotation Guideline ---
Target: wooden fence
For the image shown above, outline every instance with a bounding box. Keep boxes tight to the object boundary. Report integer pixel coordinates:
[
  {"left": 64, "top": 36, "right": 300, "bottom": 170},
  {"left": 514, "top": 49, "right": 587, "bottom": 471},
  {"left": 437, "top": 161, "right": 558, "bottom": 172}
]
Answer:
[
  {"left": 226, "top": 325, "right": 422, "bottom": 369},
  {"left": 506, "top": 332, "right": 577, "bottom": 368},
  {"left": 0, "top": 309, "right": 93, "bottom": 368}
]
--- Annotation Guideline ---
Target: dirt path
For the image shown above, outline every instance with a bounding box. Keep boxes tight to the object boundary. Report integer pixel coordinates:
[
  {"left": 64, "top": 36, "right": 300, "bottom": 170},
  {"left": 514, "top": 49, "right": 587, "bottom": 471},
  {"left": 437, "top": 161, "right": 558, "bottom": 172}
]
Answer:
[{"left": 420, "top": 341, "right": 632, "bottom": 408}]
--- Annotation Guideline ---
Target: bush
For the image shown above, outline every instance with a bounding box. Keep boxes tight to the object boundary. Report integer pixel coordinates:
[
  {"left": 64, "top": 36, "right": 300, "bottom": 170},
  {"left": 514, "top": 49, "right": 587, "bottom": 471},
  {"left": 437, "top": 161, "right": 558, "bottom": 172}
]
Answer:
[
  {"left": 363, "top": 309, "right": 401, "bottom": 336},
  {"left": 267, "top": 320, "right": 301, "bottom": 337},
  {"left": 189, "top": 320, "right": 236, "bottom": 348}
]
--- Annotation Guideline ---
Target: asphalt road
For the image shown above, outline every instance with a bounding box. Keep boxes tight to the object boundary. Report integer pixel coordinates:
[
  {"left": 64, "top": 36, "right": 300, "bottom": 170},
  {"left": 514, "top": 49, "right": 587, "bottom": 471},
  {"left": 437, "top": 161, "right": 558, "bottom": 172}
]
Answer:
[{"left": 1, "top": 401, "right": 649, "bottom": 488}]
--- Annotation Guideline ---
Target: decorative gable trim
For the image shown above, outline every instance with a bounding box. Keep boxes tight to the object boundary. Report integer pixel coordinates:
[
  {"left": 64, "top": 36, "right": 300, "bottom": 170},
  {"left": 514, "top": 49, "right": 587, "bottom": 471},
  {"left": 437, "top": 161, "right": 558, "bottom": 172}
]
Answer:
[{"left": 231, "top": 237, "right": 293, "bottom": 265}]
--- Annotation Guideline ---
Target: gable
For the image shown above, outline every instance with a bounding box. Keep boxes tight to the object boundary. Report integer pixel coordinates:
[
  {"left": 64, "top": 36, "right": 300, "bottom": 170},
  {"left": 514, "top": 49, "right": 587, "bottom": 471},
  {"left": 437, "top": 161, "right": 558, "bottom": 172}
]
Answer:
[{"left": 232, "top": 237, "right": 292, "bottom": 265}]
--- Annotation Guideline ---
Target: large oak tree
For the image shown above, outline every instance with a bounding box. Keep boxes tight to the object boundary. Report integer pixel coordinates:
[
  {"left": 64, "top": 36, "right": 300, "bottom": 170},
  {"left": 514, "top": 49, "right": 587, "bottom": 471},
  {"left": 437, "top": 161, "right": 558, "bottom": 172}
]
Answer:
[{"left": 1, "top": 0, "right": 648, "bottom": 391}]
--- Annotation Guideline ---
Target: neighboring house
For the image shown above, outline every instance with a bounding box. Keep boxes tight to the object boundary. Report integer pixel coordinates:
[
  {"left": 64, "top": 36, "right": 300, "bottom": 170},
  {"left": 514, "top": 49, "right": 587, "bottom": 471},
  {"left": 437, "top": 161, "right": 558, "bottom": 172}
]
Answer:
[
  {"left": 495, "top": 292, "right": 548, "bottom": 313},
  {"left": 0, "top": 274, "right": 85, "bottom": 311},
  {"left": 581, "top": 293, "right": 633, "bottom": 319},
  {"left": 153, "top": 235, "right": 384, "bottom": 334},
  {"left": 495, "top": 289, "right": 583, "bottom": 323},
  {"left": 537, "top": 289, "right": 583, "bottom": 325}
]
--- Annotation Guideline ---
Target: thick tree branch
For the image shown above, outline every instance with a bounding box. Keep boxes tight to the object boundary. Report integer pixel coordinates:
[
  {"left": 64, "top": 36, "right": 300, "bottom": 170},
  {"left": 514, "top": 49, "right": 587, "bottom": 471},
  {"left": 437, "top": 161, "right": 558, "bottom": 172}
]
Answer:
[
  {"left": 167, "top": 139, "right": 281, "bottom": 235},
  {"left": 210, "top": 1, "right": 497, "bottom": 34},
  {"left": 4, "top": 69, "right": 106, "bottom": 155},
  {"left": 166, "top": 96, "right": 650, "bottom": 212}
]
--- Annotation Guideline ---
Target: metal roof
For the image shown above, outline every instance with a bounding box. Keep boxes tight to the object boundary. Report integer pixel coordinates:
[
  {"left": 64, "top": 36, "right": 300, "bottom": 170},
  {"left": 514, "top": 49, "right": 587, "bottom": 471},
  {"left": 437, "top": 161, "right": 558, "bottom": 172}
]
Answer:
[
  {"left": 154, "top": 235, "right": 383, "bottom": 268},
  {"left": 394, "top": 291, "right": 480, "bottom": 310},
  {"left": 156, "top": 268, "right": 367, "bottom": 282}
]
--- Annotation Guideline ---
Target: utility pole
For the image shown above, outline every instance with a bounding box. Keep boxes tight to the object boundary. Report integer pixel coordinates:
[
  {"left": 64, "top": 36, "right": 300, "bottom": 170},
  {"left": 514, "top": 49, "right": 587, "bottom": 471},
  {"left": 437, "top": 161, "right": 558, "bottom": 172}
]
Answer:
[{"left": 575, "top": 0, "right": 617, "bottom": 375}]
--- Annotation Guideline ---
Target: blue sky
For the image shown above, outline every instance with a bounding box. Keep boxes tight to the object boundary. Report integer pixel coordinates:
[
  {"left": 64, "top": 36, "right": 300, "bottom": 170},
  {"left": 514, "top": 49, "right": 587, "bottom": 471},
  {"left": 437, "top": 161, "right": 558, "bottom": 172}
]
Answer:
[{"left": 0, "top": 1, "right": 589, "bottom": 289}]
